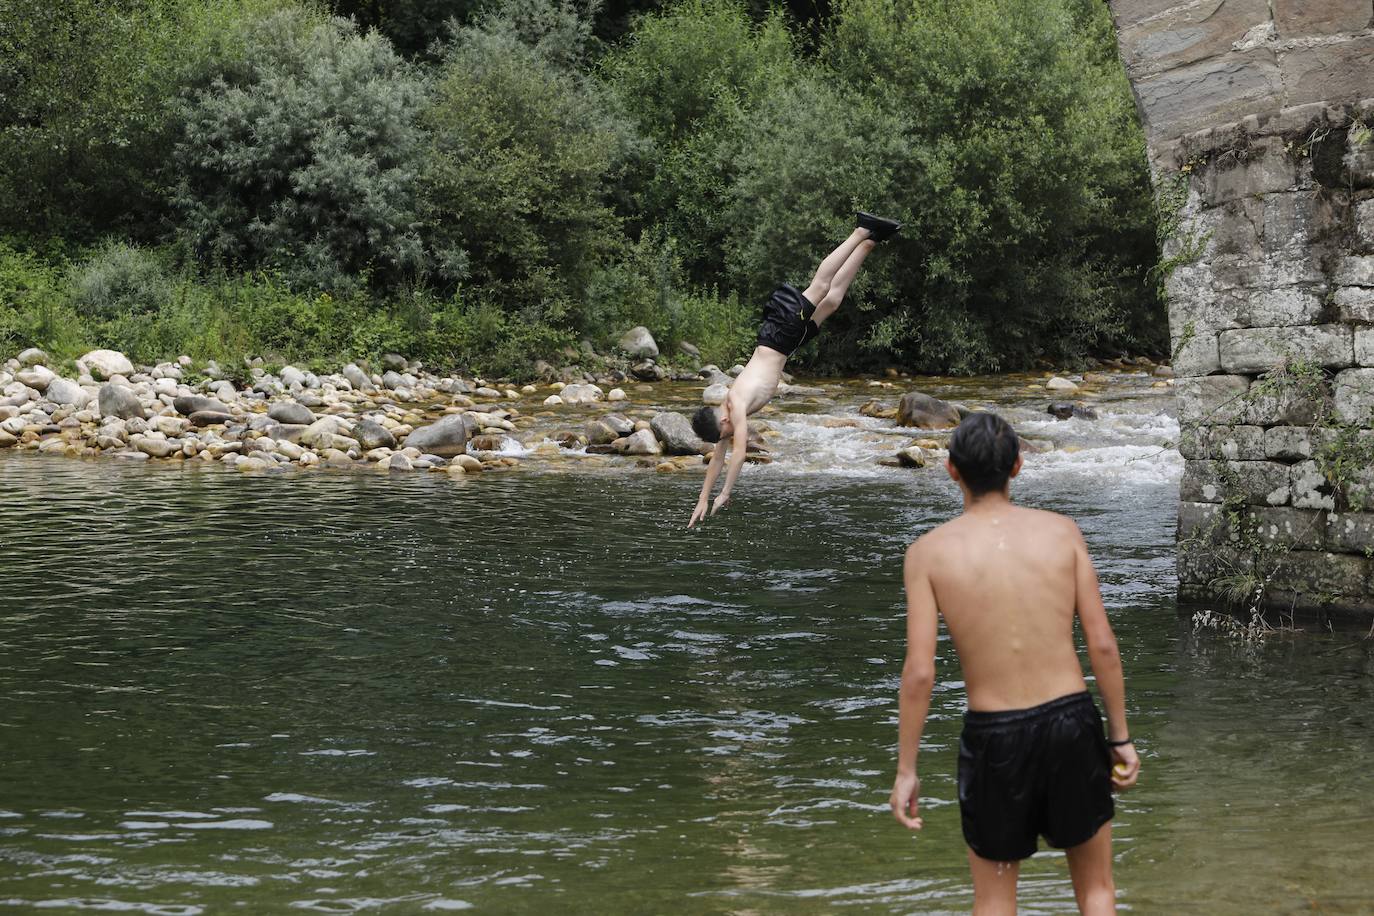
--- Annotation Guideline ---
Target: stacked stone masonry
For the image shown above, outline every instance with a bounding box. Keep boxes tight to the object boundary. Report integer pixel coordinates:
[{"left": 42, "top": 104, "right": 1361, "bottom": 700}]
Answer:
[{"left": 1110, "top": 0, "right": 1374, "bottom": 617}]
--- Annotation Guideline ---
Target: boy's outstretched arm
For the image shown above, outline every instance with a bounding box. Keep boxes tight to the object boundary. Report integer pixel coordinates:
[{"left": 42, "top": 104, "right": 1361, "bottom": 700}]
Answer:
[
  {"left": 689, "top": 445, "right": 726, "bottom": 528},
  {"left": 1071, "top": 522, "right": 1140, "bottom": 790},
  {"left": 891, "top": 537, "right": 937, "bottom": 830},
  {"left": 711, "top": 395, "right": 750, "bottom": 515}
]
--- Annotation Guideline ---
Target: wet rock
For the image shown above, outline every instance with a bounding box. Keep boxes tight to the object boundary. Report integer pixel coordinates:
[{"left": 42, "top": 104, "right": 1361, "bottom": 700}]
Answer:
[
  {"left": 650, "top": 411, "right": 708, "bottom": 456},
  {"left": 98, "top": 383, "right": 147, "bottom": 420},
  {"left": 0, "top": 430, "right": 16, "bottom": 448},
  {"left": 897, "top": 392, "right": 961, "bottom": 429},
  {"left": 615, "top": 429, "right": 662, "bottom": 456},
  {"left": 554, "top": 430, "right": 588, "bottom": 448},
  {"left": 1047, "top": 402, "right": 1098, "bottom": 421},
  {"left": 405, "top": 415, "right": 469, "bottom": 457},
  {"left": 475, "top": 386, "right": 502, "bottom": 399},
  {"left": 133, "top": 436, "right": 178, "bottom": 458},
  {"left": 79, "top": 349, "right": 134, "bottom": 380},
  {"left": 469, "top": 434, "right": 507, "bottom": 452},
  {"left": 1045, "top": 376, "right": 1079, "bottom": 391},
  {"left": 859, "top": 399, "right": 897, "bottom": 420},
  {"left": 268, "top": 401, "right": 315, "bottom": 425},
  {"left": 387, "top": 452, "right": 413, "bottom": 472},
  {"left": 618, "top": 326, "right": 659, "bottom": 360},
  {"left": 896, "top": 446, "right": 929, "bottom": 468},
  {"left": 559, "top": 383, "right": 603, "bottom": 405},
  {"left": 602, "top": 414, "right": 635, "bottom": 436},
  {"left": 299, "top": 416, "right": 349, "bottom": 448},
  {"left": 607, "top": 388, "right": 626, "bottom": 401},
  {"left": 585, "top": 420, "right": 619, "bottom": 446},
  {"left": 544, "top": 394, "right": 565, "bottom": 406},
  {"left": 354, "top": 418, "right": 396, "bottom": 450},
  {"left": 189, "top": 410, "right": 234, "bottom": 427},
  {"left": 174, "top": 394, "right": 230, "bottom": 417},
  {"left": 702, "top": 383, "right": 729, "bottom": 406},
  {"left": 631, "top": 360, "right": 666, "bottom": 382}
]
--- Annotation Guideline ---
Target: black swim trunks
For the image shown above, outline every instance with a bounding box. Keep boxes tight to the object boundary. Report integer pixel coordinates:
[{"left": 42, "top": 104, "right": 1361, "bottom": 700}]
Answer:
[
  {"left": 757, "top": 283, "right": 820, "bottom": 357},
  {"left": 958, "top": 691, "right": 1114, "bottom": 861}
]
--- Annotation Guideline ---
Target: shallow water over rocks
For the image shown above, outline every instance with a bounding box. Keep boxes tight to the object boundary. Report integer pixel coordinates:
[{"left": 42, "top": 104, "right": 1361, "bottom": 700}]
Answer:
[{"left": 2, "top": 371, "right": 1372, "bottom": 913}]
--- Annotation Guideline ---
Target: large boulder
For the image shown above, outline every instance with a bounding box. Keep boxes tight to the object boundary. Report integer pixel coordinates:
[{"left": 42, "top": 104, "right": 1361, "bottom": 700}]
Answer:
[
  {"left": 354, "top": 418, "right": 397, "bottom": 450},
  {"left": 173, "top": 394, "right": 230, "bottom": 416},
  {"left": 279, "top": 365, "right": 307, "bottom": 388},
  {"left": 618, "top": 326, "right": 659, "bottom": 360},
  {"left": 897, "top": 392, "right": 961, "bottom": 429},
  {"left": 404, "top": 414, "right": 468, "bottom": 457},
  {"left": 79, "top": 349, "right": 134, "bottom": 380},
  {"left": 342, "top": 363, "right": 375, "bottom": 392},
  {"left": 16, "top": 347, "right": 47, "bottom": 366},
  {"left": 702, "top": 383, "right": 729, "bottom": 406},
  {"left": 299, "top": 415, "right": 349, "bottom": 448},
  {"left": 15, "top": 365, "right": 54, "bottom": 391},
  {"left": 268, "top": 401, "right": 316, "bottom": 425},
  {"left": 45, "top": 377, "right": 88, "bottom": 407},
  {"left": 650, "top": 411, "right": 709, "bottom": 455},
  {"left": 584, "top": 420, "right": 619, "bottom": 446},
  {"left": 559, "top": 383, "right": 603, "bottom": 405},
  {"left": 614, "top": 429, "right": 662, "bottom": 456},
  {"left": 98, "top": 383, "right": 147, "bottom": 420}
]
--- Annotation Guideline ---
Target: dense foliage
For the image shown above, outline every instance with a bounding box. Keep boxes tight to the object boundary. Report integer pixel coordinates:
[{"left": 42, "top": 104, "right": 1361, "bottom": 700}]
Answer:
[{"left": 0, "top": 0, "right": 1164, "bottom": 377}]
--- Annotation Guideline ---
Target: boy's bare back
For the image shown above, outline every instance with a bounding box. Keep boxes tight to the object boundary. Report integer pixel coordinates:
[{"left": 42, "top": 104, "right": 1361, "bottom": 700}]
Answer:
[{"left": 914, "top": 504, "right": 1090, "bottom": 711}]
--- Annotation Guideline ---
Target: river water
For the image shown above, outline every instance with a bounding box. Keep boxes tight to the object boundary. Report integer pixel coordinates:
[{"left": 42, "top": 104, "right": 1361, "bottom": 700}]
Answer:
[{"left": 1, "top": 373, "right": 1371, "bottom": 913}]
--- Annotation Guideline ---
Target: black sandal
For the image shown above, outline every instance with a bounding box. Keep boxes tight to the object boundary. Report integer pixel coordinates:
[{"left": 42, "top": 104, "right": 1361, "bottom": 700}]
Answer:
[{"left": 857, "top": 211, "right": 902, "bottom": 242}]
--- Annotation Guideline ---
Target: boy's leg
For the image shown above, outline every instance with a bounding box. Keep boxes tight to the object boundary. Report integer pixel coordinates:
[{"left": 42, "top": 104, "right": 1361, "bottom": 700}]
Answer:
[
  {"left": 809, "top": 237, "right": 875, "bottom": 326},
  {"left": 802, "top": 228, "right": 871, "bottom": 306},
  {"left": 1064, "top": 822, "right": 1115, "bottom": 915},
  {"left": 967, "top": 851, "right": 1019, "bottom": 915}
]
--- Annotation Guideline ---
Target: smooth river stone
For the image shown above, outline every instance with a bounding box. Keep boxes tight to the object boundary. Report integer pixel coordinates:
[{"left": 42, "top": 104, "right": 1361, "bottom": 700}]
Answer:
[{"left": 268, "top": 401, "right": 316, "bottom": 425}]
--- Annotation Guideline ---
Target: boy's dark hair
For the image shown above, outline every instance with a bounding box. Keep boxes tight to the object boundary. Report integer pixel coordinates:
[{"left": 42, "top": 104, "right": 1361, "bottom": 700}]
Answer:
[
  {"left": 948, "top": 412, "right": 1020, "bottom": 495},
  {"left": 692, "top": 405, "right": 722, "bottom": 443}
]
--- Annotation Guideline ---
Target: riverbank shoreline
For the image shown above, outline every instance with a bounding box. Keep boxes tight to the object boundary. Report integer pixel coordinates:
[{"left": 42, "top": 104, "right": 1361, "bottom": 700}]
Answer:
[{"left": 0, "top": 346, "right": 1177, "bottom": 478}]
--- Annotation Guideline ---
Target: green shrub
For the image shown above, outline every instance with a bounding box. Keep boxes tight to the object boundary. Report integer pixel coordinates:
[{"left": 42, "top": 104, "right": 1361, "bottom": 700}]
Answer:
[
  {"left": 0, "top": 241, "right": 85, "bottom": 358},
  {"left": 171, "top": 5, "right": 435, "bottom": 293},
  {"left": 422, "top": 0, "right": 640, "bottom": 321},
  {"left": 69, "top": 241, "right": 174, "bottom": 321}
]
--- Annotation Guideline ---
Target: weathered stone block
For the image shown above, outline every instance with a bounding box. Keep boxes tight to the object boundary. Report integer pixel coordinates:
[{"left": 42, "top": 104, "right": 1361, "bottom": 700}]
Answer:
[
  {"left": 1202, "top": 138, "right": 1304, "bottom": 206},
  {"left": 1334, "top": 367, "right": 1374, "bottom": 423},
  {"left": 1334, "top": 254, "right": 1374, "bottom": 286},
  {"left": 1326, "top": 511, "right": 1374, "bottom": 554},
  {"left": 1273, "top": 0, "right": 1373, "bottom": 36},
  {"left": 1171, "top": 329, "right": 1221, "bottom": 376},
  {"left": 1268, "top": 551, "right": 1371, "bottom": 599},
  {"left": 1341, "top": 465, "right": 1374, "bottom": 511},
  {"left": 1353, "top": 198, "right": 1374, "bottom": 250},
  {"left": 1291, "top": 459, "right": 1337, "bottom": 510},
  {"left": 1259, "top": 188, "right": 1325, "bottom": 258},
  {"left": 1179, "top": 424, "right": 1266, "bottom": 460},
  {"left": 1178, "top": 500, "right": 1227, "bottom": 543},
  {"left": 1245, "top": 506, "right": 1326, "bottom": 549},
  {"left": 1241, "top": 285, "right": 1326, "bottom": 326},
  {"left": 1177, "top": 541, "right": 1254, "bottom": 589},
  {"left": 1181, "top": 459, "right": 1291, "bottom": 505},
  {"left": 1177, "top": 375, "right": 1251, "bottom": 424},
  {"left": 1218, "top": 325, "right": 1353, "bottom": 373},
  {"left": 1118, "top": 0, "right": 1271, "bottom": 79},
  {"left": 1333, "top": 285, "right": 1374, "bottom": 322},
  {"left": 1133, "top": 51, "right": 1283, "bottom": 143},
  {"left": 1264, "top": 425, "right": 1340, "bottom": 461},
  {"left": 1279, "top": 35, "right": 1374, "bottom": 109},
  {"left": 1356, "top": 327, "right": 1374, "bottom": 366}
]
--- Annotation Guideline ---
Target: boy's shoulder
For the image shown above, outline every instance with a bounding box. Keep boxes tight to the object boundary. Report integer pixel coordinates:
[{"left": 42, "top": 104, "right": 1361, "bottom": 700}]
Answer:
[{"left": 906, "top": 507, "right": 1081, "bottom": 554}]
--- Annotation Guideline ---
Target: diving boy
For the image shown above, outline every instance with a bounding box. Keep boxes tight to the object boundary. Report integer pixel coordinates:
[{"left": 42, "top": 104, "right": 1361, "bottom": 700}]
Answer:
[
  {"left": 686, "top": 212, "right": 901, "bottom": 528},
  {"left": 890, "top": 412, "right": 1140, "bottom": 914}
]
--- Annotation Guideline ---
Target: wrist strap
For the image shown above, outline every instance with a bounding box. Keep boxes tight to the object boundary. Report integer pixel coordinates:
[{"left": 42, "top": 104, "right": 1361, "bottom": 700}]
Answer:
[{"left": 1106, "top": 737, "right": 1132, "bottom": 747}]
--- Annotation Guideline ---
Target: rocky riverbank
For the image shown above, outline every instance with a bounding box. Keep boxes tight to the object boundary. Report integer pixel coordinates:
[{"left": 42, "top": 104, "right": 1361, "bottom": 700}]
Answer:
[{"left": 0, "top": 344, "right": 1175, "bottom": 477}]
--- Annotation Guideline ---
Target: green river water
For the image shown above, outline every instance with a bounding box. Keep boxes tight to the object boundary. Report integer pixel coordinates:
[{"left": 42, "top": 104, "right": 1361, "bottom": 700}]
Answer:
[{"left": 1, "top": 375, "right": 1371, "bottom": 913}]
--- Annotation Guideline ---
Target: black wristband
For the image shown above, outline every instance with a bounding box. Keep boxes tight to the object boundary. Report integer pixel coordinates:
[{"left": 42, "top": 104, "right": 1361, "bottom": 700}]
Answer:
[{"left": 1106, "top": 737, "right": 1132, "bottom": 747}]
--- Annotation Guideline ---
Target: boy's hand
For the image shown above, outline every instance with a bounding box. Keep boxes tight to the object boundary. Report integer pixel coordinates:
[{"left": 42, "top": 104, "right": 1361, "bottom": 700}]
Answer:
[
  {"left": 688, "top": 498, "right": 709, "bottom": 529},
  {"left": 711, "top": 492, "right": 730, "bottom": 516},
  {"left": 889, "top": 770, "right": 923, "bottom": 830},
  {"left": 1110, "top": 742, "right": 1140, "bottom": 790}
]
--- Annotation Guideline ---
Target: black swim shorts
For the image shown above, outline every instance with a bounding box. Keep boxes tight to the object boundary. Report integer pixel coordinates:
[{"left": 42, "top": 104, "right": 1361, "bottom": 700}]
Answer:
[
  {"left": 958, "top": 691, "right": 1114, "bottom": 862},
  {"left": 757, "top": 284, "right": 820, "bottom": 357}
]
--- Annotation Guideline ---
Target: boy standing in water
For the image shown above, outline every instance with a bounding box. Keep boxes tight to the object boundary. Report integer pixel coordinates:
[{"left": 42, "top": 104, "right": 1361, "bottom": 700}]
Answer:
[
  {"left": 687, "top": 212, "right": 901, "bottom": 528},
  {"left": 890, "top": 412, "right": 1140, "bottom": 914}
]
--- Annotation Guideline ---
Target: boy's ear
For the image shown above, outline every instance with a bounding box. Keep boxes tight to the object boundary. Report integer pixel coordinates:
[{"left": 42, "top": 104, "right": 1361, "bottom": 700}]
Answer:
[
  {"left": 1009, "top": 454, "right": 1023, "bottom": 479},
  {"left": 944, "top": 458, "right": 960, "bottom": 484}
]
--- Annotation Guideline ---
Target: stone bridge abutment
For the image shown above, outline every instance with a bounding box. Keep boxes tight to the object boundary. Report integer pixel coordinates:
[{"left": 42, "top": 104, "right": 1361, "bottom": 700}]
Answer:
[{"left": 1107, "top": 0, "right": 1374, "bottom": 618}]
